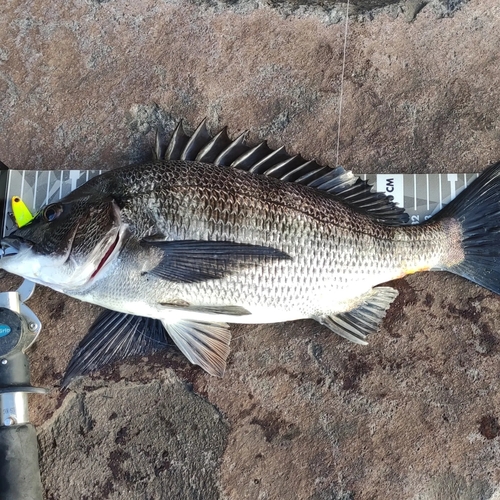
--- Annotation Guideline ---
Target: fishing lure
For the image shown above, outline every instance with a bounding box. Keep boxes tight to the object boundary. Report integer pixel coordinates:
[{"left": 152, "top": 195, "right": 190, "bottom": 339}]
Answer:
[{"left": 11, "top": 196, "right": 34, "bottom": 228}]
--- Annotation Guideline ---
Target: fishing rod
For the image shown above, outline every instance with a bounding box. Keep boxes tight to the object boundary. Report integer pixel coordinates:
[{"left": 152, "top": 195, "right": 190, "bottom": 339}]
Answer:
[{"left": 0, "top": 161, "right": 46, "bottom": 500}]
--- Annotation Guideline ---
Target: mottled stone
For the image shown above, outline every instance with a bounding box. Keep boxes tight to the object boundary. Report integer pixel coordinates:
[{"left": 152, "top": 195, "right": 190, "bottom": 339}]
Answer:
[{"left": 38, "top": 376, "right": 229, "bottom": 500}]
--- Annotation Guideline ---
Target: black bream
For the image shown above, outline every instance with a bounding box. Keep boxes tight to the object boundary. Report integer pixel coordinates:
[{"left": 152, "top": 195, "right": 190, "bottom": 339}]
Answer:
[{"left": 1, "top": 120, "right": 499, "bottom": 385}]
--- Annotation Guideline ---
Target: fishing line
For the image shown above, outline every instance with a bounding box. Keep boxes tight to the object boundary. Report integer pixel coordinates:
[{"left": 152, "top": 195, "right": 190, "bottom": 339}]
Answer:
[{"left": 335, "top": 0, "right": 350, "bottom": 168}]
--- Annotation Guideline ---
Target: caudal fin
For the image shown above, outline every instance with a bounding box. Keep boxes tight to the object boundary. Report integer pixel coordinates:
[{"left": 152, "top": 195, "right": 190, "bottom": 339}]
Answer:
[{"left": 434, "top": 161, "right": 500, "bottom": 294}]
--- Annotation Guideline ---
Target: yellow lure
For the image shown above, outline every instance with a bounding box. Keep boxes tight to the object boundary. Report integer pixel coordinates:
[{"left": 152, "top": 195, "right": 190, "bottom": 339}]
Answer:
[{"left": 11, "top": 196, "right": 34, "bottom": 228}]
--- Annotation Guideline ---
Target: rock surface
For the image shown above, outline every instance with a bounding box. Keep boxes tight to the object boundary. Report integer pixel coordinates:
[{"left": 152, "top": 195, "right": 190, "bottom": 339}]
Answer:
[
  {"left": 1, "top": 0, "right": 500, "bottom": 498},
  {"left": 38, "top": 376, "right": 229, "bottom": 500}
]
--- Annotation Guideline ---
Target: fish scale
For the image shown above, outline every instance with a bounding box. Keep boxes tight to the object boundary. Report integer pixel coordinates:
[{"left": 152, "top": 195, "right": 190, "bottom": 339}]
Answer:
[{"left": 0, "top": 121, "right": 499, "bottom": 384}]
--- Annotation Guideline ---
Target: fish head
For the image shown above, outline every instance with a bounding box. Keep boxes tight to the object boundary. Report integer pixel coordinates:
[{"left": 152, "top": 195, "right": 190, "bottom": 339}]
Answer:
[{"left": 0, "top": 192, "right": 122, "bottom": 291}]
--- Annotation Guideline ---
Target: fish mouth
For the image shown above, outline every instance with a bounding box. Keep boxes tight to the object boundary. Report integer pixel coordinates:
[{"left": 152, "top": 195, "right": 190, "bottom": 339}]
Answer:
[{"left": 0, "top": 236, "right": 33, "bottom": 256}]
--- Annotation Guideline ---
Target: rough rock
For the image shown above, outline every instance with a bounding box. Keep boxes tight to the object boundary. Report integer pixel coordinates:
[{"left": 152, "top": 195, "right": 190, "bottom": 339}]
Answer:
[
  {"left": 0, "top": 0, "right": 499, "bottom": 498},
  {"left": 38, "top": 375, "right": 229, "bottom": 500}
]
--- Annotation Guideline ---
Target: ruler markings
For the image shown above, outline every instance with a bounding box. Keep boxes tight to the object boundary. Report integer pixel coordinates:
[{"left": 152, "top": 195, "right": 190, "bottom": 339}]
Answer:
[
  {"left": 20, "top": 171, "right": 25, "bottom": 200},
  {"left": 438, "top": 175, "right": 442, "bottom": 211},
  {"left": 413, "top": 173, "right": 417, "bottom": 211},
  {"left": 448, "top": 173, "right": 457, "bottom": 200},
  {"left": 426, "top": 174, "right": 429, "bottom": 211},
  {"left": 33, "top": 172, "right": 38, "bottom": 209},
  {"left": 45, "top": 171, "right": 51, "bottom": 207}
]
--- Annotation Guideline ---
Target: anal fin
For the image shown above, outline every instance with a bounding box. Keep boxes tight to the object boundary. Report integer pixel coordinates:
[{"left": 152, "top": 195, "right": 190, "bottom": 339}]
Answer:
[
  {"left": 317, "top": 286, "right": 399, "bottom": 344},
  {"left": 162, "top": 319, "right": 231, "bottom": 377}
]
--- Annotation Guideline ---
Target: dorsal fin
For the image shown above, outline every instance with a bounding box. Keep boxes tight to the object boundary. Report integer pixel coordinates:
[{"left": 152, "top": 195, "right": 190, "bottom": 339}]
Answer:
[{"left": 158, "top": 120, "right": 409, "bottom": 225}]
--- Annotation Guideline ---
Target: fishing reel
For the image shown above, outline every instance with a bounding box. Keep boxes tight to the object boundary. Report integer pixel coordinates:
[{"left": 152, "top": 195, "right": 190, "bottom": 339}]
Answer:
[{"left": 0, "top": 278, "right": 46, "bottom": 500}]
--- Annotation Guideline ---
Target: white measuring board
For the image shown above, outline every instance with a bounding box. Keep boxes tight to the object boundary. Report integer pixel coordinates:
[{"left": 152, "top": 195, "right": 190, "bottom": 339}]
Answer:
[
  {"left": 0, "top": 170, "right": 479, "bottom": 237},
  {"left": 363, "top": 172, "right": 478, "bottom": 225}
]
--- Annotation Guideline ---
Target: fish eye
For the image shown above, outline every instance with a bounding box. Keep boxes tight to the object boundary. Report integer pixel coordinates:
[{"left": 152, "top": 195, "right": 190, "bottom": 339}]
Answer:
[{"left": 43, "top": 204, "right": 63, "bottom": 222}]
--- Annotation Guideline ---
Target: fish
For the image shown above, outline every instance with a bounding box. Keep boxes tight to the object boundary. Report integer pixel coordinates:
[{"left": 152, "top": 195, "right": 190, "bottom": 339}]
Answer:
[{"left": 1, "top": 119, "right": 500, "bottom": 386}]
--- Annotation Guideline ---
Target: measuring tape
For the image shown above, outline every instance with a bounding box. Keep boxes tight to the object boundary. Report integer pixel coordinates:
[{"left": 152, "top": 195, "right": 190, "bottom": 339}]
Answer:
[
  {"left": 0, "top": 168, "right": 479, "bottom": 237},
  {"left": 363, "top": 172, "right": 478, "bottom": 224}
]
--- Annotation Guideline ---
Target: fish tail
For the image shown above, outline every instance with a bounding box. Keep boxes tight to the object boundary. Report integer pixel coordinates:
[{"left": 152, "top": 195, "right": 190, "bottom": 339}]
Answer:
[{"left": 434, "top": 161, "right": 500, "bottom": 294}]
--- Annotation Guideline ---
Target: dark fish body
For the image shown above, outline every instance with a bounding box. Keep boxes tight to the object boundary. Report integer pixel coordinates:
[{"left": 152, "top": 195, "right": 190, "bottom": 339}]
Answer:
[
  {"left": 1, "top": 121, "right": 499, "bottom": 381},
  {"left": 69, "top": 160, "right": 457, "bottom": 316}
]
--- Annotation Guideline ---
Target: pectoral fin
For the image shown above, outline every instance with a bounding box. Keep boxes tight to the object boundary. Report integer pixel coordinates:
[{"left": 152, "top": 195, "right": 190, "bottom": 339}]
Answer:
[
  {"left": 142, "top": 239, "right": 290, "bottom": 283},
  {"left": 318, "top": 286, "right": 399, "bottom": 344},
  {"left": 62, "top": 310, "right": 171, "bottom": 387},
  {"left": 161, "top": 319, "right": 231, "bottom": 377}
]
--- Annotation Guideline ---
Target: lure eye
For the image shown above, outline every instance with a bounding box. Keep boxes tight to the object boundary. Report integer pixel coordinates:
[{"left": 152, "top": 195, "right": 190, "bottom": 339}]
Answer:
[{"left": 43, "top": 204, "right": 63, "bottom": 222}]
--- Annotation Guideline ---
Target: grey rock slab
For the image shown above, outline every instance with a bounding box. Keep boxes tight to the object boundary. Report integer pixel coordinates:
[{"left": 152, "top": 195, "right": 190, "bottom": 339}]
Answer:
[{"left": 37, "top": 375, "right": 229, "bottom": 500}]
